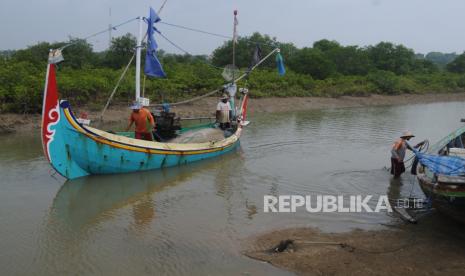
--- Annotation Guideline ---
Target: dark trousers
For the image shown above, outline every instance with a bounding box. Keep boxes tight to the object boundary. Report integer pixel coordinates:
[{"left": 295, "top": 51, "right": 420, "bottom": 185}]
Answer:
[
  {"left": 391, "top": 158, "right": 405, "bottom": 178},
  {"left": 135, "top": 132, "right": 153, "bottom": 141},
  {"left": 219, "top": 122, "right": 231, "bottom": 130}
]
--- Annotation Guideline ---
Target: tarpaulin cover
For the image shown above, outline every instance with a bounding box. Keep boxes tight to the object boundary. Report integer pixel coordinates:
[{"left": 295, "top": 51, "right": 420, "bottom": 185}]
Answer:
[{"left": 414, "top": 149, "right": 465, "bottom": 176}]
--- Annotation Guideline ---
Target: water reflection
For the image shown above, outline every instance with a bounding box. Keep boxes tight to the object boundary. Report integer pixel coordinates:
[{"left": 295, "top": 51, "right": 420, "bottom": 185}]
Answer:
[
  {"left": 35, "top": 161, "right": 218, "bottom": 274},
  {"left": 50, "top": 160, "right": 218, "bottom": 231}
]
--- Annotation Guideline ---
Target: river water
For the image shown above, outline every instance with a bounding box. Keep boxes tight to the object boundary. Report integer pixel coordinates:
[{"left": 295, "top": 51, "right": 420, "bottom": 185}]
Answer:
[{"left": 1, "top": 101, "right": 465, "bottom": 275}]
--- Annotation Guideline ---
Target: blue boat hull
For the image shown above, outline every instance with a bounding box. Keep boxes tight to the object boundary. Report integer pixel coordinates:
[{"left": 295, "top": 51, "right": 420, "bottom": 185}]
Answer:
[{"left": 41, "top": 64, "right": 248, "bottom": 180}]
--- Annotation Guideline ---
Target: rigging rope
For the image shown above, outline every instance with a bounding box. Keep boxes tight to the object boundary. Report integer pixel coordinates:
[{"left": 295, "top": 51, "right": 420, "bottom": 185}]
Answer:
[
  {"left": 60, "top": 17, "right": 139, "bottom": 51},
  {"left": 156, "top": 30, "right": 237, "bottom": 72},
  {"left": 149, "top": 48, "right": 279, "bottom": 107},
  {"left": 159, "top": 21, "right": 281, "bottom": 49},
  {"left": 51, "top": 3, "right": 277, "bottom": 111},
  {"left": 99, "top": 52, "right": 136, "bottom": 120},
  {"left": 150, "top": 89, "right": 221, "bottom": 107},
  {"left": 160, "top": 22, "right": 231, "bottom": 40},
  {"left": 157, "top": 0, "right": 169, "bottom": 14}
]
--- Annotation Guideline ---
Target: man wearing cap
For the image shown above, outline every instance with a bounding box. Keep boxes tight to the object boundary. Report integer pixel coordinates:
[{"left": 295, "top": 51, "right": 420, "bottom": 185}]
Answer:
[
  {"left": 216, "top": 94, "right": 232, "bottom": 130},
  {"left": 390, "top": 131, "right": 425, "bottom": 178},
  {"left": 126, "top": 102, "right": 155, "bottom": 141}
]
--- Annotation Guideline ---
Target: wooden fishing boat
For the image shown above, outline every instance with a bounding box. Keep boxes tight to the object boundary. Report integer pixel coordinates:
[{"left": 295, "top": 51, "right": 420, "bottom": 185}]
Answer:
[
  {"left": 41, "top": 7, "right": 285, "bottom": 180},
  {"left": 41, "top": 62, "right": 249, "bottom": 180},
  {"left": 40, "top": 8, "right": 281, "bottom": 181},
  {"left": 416, "top": 124, "right": 465, "bottom": 223}
]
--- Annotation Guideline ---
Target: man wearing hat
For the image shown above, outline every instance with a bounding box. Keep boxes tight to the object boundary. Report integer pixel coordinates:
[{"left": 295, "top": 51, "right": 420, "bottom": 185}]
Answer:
[
  {"left": 390, "top": 131, "right": 424, "bottom": 178},
  {"left": 216, "top": 94, "right": 232, "bottom": 130},
  {"left": 126, "top": 102, "right": 155, "bottom": 141}
]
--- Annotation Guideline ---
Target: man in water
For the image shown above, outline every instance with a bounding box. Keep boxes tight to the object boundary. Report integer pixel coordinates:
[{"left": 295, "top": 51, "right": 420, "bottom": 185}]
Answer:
[
  {"left": 390, "top": 131, "right": 425, "bottom": 178},
  {"left": 126, "top": 102, "right": 155, "bottom": 141},
  {"left": 216, "top": 94, "right": 231, "bottom": 130}
]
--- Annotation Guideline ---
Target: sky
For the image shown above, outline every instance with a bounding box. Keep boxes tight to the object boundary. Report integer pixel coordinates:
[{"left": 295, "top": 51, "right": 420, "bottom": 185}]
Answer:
[{"left": 1, "top": 0, "right": 465, "bottom": 55}]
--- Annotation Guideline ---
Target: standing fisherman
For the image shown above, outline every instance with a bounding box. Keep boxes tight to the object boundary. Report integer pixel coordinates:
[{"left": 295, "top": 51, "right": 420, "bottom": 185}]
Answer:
[
  {"left": 216, "top": 94, "right": 232, "bottom": 130},
  {"left": 391, "top": 131, "right": 425, "bottom": 178},
  {"left": 126, "top": 102, "right": 155, "bottom": 141}
]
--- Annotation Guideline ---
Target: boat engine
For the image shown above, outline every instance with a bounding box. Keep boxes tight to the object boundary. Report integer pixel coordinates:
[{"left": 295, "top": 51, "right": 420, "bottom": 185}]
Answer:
[{"left": 151, "top": 110, "right": 181, "bottom": 142}]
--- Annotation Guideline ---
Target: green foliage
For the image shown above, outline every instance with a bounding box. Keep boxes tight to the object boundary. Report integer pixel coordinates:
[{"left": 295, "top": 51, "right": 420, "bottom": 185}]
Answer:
[
  {"left": 287, "top": 47, "right": 336, "bottom": 79},
  {"left": 0, "top": 61, "right": 43, "bottom": 113},
  {"left": 212, "top": 32, "right": 297, "bottom": 69},
  {"left": 425, "top": 52, "right": 458, "bottom": 68},
  {"left": 103, "top": 33, "right": 137, "bottom": 69},
  {"left": 367, "top": 42, "right": 418, "bottom": 75},
  {"left": 11, "top": 38, "right": 95, "bottom": 69},
  {"left": 368, "top": 70, "right": 401, "bottom": 94},
  {"left": 247, "top": 69, "right": 314, "bottom": 97},
  {"left": 2, "top": 33, "right": 465, "bottom": 114},
  {"left": 447, "top": 52, "right": 465, "bottom": 73}
]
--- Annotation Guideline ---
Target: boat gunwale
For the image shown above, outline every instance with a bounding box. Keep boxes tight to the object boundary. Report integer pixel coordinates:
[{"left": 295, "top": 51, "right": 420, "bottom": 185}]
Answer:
[{"left": 61, "top": 100, "right": 243, "bottom": 155}]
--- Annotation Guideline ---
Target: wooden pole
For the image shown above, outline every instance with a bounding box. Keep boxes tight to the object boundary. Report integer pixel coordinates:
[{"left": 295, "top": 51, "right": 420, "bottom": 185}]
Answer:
[{"left": 232, "top": 10, "right": 237, "bottom": 83}]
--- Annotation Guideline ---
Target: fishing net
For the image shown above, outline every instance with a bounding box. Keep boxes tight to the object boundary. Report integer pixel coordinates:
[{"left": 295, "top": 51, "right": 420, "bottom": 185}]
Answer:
[
  {"left": 171, "top": 128, "right": 225, "bottom": 143},
  {"left": 222, "top": 65, "right": 240, "bottom": 82}
]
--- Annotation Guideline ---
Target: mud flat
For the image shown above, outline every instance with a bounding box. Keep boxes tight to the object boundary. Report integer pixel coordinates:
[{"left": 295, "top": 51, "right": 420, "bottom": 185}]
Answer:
[
  {"left": 3, "top": 92, "right": 465, "bottom": 134},
  {"left": 245, "top": 213, "right": 465, "bottom": 275}
]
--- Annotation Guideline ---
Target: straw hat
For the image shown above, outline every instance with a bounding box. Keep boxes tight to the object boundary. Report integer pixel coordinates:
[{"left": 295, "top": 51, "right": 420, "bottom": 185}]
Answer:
[{"left": 400, "top": 131, "right": 415, "bottom": 139}]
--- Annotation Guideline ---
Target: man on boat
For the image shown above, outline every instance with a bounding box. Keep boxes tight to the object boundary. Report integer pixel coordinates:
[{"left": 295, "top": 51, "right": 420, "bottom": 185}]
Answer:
[
  {"left": 390, "top": 131, "right": 425, "bottom": 178},
  {"left": 126, "top": 102, "right": 155, "bottom": 141},
  {"left": 216, "top": 94, "right": 232, "bottom": 130}
]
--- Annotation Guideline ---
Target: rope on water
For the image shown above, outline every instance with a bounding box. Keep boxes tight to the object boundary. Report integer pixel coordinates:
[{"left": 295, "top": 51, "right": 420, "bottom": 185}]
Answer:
[{"left": 271, "top": 235, "right": 418, "bottom": 255}]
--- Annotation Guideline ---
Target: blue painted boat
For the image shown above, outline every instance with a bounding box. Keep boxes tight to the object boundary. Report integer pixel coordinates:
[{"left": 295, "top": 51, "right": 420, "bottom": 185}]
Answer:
[
  {"left": 41, "top": 63, "right": 249, "bottom": 180},
  {"left": 415, "top": 124, "right": 465, "bottom": 223},
  {"left": 40, "top": 8, "right": 286, "bottom": 180}
]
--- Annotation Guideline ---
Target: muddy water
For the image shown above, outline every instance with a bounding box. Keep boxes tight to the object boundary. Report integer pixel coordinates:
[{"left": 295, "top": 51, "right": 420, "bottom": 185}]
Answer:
[{"left": 1, "top": 101, "right": 465, "bottom": 275}]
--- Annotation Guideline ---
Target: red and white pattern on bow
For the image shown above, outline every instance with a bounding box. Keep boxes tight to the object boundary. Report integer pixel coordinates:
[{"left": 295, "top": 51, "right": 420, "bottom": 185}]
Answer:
[{"left": 41, "top": 64, "right": 60, "bottom": 162}]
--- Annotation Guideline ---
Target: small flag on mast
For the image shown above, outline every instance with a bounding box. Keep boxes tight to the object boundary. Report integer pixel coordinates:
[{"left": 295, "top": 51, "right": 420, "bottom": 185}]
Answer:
[
  {"left": 276, "top": 51, "right": 286, "bottom": 76},
  {"left": 144, "top": 7, "right": 166, "bottom": 78}
]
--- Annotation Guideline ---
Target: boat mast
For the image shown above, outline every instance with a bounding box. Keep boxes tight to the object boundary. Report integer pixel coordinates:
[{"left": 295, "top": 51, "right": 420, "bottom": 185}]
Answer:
[
  {"left": 232, "top": 10, "right": 237, "bottom": 83},
  {"left": 135, "top": 16, "right": 144, "bottom": 100},
  {"left": 108, "top": 7, "right": 112, "bottom": 49}
]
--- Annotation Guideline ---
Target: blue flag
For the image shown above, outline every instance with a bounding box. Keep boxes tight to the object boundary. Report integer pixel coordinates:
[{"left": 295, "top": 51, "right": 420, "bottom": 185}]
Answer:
[
  {"left": 144, "top": 7, "right": 166, "bottom": 78},
  {"left": 276, "top": 52, "right": 286, "bottom": 76}
]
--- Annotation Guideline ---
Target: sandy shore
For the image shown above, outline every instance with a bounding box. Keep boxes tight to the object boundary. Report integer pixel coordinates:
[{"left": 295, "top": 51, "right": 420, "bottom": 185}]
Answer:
[
  {"left": 245, "top": 213, "right": 465, "bottom": 275},
  {"left": 2, "top": 92, "right": 465, "bottom": 134}
]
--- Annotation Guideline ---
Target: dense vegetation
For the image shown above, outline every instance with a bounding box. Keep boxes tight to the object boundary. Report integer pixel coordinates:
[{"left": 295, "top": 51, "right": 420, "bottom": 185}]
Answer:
[{"left": 1, "top": 32, "right": 465, "bottom": 113}]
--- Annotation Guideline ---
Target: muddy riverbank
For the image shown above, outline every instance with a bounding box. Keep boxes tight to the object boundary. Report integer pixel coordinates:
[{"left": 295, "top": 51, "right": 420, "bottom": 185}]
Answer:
[
  {"left": 2, "top": 92, "right": 465, "bottom": 134},
  {"left": 245, "top": 213, "right": 465, "bottom": 275}
]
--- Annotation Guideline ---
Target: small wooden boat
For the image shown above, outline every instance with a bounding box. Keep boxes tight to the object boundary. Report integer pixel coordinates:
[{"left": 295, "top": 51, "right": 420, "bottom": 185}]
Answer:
[
  {"left": 41, "top": 8, "right": 285, "bottom": 180},
  {"left": 41, "top": 63, "right": 249, "bottom": 180},
  {"left": 40, "top": 8, "right": 276, "bottom": 181},
  {"left": 416, "top": 124, "right": 465, "bottom": 223}
]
